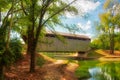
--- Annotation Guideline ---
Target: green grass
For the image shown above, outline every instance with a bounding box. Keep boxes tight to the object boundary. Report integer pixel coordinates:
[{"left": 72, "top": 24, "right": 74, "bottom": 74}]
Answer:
[
  {"left": 75, "top": 60, "right": 99, "bottom": 79},
  {"left": 87, "top": 50, "right": 103, "bottom": 58},
  {"left": 41, "top": 51, "right": 103, "bottom": 79},
  {"left": 43, "top": 52, "right": 55, "bottom": 58}
]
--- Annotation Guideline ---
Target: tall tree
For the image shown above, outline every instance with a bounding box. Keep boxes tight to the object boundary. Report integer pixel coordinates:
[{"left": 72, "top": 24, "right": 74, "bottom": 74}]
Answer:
[
  {"left": 0, "top": 0, "right": 21, "bottom": 79},
  {"left": 99, "top": 12, "right": 115, "bottom": 54},
  {"left": 98, "top": 0, "right": 120, "bottom": 54},
  {"left": 19, "top": 0, "right": 78, "bottom": 72}
]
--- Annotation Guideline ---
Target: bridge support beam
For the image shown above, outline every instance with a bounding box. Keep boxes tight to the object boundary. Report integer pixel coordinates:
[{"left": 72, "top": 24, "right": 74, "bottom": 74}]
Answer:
[{"left": 77, "top": 51, "right": 87, "bottom": 58}]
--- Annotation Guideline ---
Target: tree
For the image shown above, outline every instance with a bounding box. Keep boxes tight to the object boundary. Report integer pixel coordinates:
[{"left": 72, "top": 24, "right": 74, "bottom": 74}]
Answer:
[
  {"left": 0, "top": 0, "right": 78, "bottom": 74},
  {"left": 99, "top": 12, "right": 115, "bottom": 54},
  {"left": 18, "top": 0, "right": 78, "bottom": 72},
  {"left": 0, "top": 0, "right": 20, "bottom": 79},
  {"left": 97, "top": 0, "right": 120, "bottom": 54}
]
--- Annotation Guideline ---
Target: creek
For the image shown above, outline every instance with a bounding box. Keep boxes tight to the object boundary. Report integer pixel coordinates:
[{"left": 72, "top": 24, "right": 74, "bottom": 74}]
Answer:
[{"left": 76, "top": 60, "right": 120, "bottom": 80}]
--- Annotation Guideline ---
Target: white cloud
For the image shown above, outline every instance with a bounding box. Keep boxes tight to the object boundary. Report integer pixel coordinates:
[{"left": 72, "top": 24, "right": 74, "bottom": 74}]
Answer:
[
  {"left": 77, "top": 0, "right": 100, "bottom": 13},
  {"left": 77, "top": 20, "right": 91, "bottom": 31},
  {"left": 64, "top": 0, "right": 101, "bottom": 18},
  {"left": 64, "top": 12, "right": 76, "bottom": 18},
  {"left": 86, "top": 20, "right": 91, "bottom": 29},
  {"left": 76, "top": 20, "right": 93, "bottom": 38}
]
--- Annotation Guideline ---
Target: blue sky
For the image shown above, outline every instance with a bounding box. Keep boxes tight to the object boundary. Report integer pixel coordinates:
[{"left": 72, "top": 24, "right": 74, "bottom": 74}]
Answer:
[{"left": 53, "top": 0, "right": 105, "bottom": 39}]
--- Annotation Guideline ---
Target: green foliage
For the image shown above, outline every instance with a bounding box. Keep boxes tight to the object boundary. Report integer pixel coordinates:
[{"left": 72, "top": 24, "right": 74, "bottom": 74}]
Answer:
[
  {"left": 95, "top": 0, "right": 120, "bottom": 52},
  {"left": 1, "top": 49, "right": 14, "bottom": 66},
  {"left": 103, "top": 0, "right": 113, "bottom": 10},
  {"left": 91, "top": 34, "right": 110, "bottom": 50},
  {"left": 0, "top": 28, "right": 13, "bottom": 66},
  {"left": 92, "top": 32, "right": 120, "bottom": 50},
  {"left": 114, "top": 33, "right": 120, "bottom": 50},
  {"left": 90, "top": 41, "right": 100, "bottom": 49},
  {"left": 0, "top": 40, "right": 5, "bottom": 55},
  {"left": 0, "top": 38, "right": 23, "bottom": 66},
  {"left": 0, "top": 0, "right": 11, "bottom": 11},
  {"left": 91, "top": 39, "right": 104, "bottom": 49},
  {"left": 96, "top": 62, "right": 120, "bottom": 80},
  {"left": 10, "top": 38, "right": 23, "bottom": 61},
  {"left": 76, "top": 61, "right": 120, "bottom": 80},
  {"left": 36, "top": 56, "right": 46, "bottom": 67},
  {"left": 1, "top": 0, "right": 78, "bottom": 72},
  {"left": 0, "top": 30, "right": 14, "bottom": 66}
]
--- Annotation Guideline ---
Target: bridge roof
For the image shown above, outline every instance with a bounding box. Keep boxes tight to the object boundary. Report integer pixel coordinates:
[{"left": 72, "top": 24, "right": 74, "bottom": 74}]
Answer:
[{"left": 46, "top": 32, "right": 91, "bottom": 40}]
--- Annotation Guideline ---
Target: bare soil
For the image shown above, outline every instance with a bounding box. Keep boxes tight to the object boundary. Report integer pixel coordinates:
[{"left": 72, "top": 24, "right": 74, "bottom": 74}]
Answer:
[
  {"left": 5, "top": 54, "right": 79, "bottom": 80},
  {"left": 96, "top": 50, "right": 120, "bottom": 61}
]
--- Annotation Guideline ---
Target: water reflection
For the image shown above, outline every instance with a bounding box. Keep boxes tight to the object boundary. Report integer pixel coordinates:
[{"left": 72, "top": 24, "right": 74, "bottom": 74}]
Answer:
[{"left": 88, "top": 62, "right": 120, "bottom": 80}]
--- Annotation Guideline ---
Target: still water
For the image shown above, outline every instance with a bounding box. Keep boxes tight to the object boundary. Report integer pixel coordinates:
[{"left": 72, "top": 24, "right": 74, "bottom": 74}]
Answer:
[{"left": 76, "top": 60, "right": 120, "bottom": 80}]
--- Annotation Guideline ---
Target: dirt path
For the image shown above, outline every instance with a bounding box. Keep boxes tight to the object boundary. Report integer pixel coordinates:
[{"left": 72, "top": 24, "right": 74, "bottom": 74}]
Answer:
[
  {"left": 42, "top": 60, "right": 79, "bottom": 80},
  {"left": 95, "top": 50, "right": 120, "bottom": 61},
  {"left": 5, "top": 54, "right": 79, "bottom": 80}
]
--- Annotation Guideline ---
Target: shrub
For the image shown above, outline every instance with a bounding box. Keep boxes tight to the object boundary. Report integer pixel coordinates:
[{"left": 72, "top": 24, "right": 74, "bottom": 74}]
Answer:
[
  {"left": 10, "top": 38, "right": 23, "bottom": 61},
  {"left": 1, "top": 49, "right": 14, "bottom": 66},
  {"left": 36, "top": 57, "right": 46, "bottom": 67}
]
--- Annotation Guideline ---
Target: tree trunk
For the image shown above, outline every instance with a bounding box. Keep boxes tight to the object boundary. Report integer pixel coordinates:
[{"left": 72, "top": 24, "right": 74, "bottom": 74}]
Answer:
[
  {"left": 110, "top": 29, "right": 114, "bottom": 54},
  {"left": 0, "top": 8, "right": 1, "bottom": 23},
  {"left": 29, "top": 44, "right": 36, "bottom": 72},
  {"left": 21, "top": 35, "right": 27, "bottom": 44},
  {"left": 27, "top": 31, "right": 37, "bottom": 72},
  {"left": 0, "top": 65, "right": 4, "bottom": 80},
  {"left": 110, "top": 35, "right": 114, "bottom": 54},
  {"left": 27, "top": 42, "right": 31, "bottom": 55},
  {"left": 27, "top": 34, "right": 37, "bottom": 72},
  {"left": 27, "top": 24, "right": 37, "bottom": 72}
]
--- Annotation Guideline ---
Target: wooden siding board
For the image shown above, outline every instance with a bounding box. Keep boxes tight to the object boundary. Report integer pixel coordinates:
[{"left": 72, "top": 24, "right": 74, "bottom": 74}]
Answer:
[{"left": 37, "top": 36, "right": 90, "bottom": 52}]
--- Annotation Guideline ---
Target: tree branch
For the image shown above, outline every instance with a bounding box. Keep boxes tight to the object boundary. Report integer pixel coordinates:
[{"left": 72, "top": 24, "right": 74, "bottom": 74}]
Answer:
[
  {"left": 0, "top": 8, "right": 1, "bottom": 22},
  {"left": 20, "top": 0, "right": 28, "bottom": 15},
  {"left": 35, "top": 0, "right": 52, "bottom": 40},
  {"left": 41, "top": 0, "right": 77, "bottom": 27},
  {"left": 1, "top": 5, "right": 13, "bottom": 28}
]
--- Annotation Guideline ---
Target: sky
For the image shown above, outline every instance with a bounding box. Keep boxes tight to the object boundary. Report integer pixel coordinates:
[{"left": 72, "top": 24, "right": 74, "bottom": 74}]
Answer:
[
  {"left": 53, "top": 0, "right": 105, "bottom": 39},
  {"left": 8, "top": 0, "right": 106, "bottom": 40}
]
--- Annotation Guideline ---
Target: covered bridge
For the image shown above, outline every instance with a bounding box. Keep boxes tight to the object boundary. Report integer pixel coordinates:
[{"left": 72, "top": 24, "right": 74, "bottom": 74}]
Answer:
[{"left": 37, "top": 32, "right": 91, "bottom": 53}]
